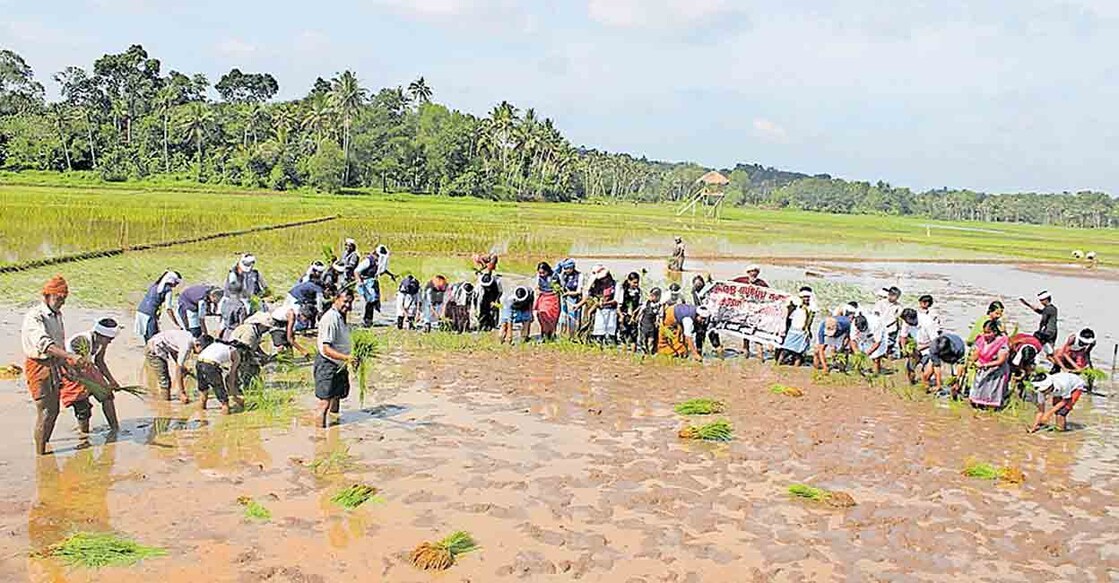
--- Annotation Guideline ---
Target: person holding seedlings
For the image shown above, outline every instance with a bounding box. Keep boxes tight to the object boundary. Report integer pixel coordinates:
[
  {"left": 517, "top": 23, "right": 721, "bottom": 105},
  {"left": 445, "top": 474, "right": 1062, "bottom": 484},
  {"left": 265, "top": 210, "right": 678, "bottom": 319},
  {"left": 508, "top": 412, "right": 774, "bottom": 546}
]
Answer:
[
  {"left": 446, "top": 281, "right": 477, "bottom": 333},
  {"left": 1052, "top": 328, "right": 1096, "bottom": 373},
  {"left": 923, "top": 332, "right": 966, "bottom": 395},
  {"left": 175, "top": 284, "right": 223, "bottom": 339},
  {"left": 813, "top": 314, "right": 852, "bottom": 373},
  {"left": 967, "top": 300, "right": 1005, "bottom": 345},
  {"left": 61, "top": 318, "right": 123, "bottom": 434},
  {"left": 314, "top": 290, "right": 355, "bottom": 428},
  {"left": 533, "top": 261, "right": 560, "bottom": 341},
  {"left": 230, "top": 312, "right": 275, "bottom": 385},
  {"left": 22, "top": 275, "right": 84, "bottom": 455},
  {"left": 217, "top": 280, "right": 248, "bottom": 340},
  {"left": 1019, "top": 290, "right": 1058, "bottom": 357},
  {"left": 422, "top": 275, "right": 449, "bottom": 332},
  {"left": 196, "top": 338, "right": 243, "bottom": 415},
  {"left": 658, "top": 303, "right": 711, "bottom": 361},
  {"left": 1028, "top": 371, "right": 1087, "bottom": 433},
  {"left": 852, "top": 313, "right": 889, "bottom": 374},
  {"left": 1008, "top": 332, "right": 1043, "bottom": 383},
  {"left": 637, "top": 287, "right": 662, "bottom": 355},
  {"left": 268, "top": 302, "right": 311, "bottom": 356},
  {"left": 668, "top": 236, "right": 686, "bottom": 271},
  {"left": 396, "top": 274, "right": 423, "bottom": 330},
  {"left": 144, "top": 329, "right": 199, "bottom": 402},
  {"left": 901, "top": 307, "right": 940, "bottom": 383},
  {"left": 355, "top": 244, "right": 397, "bottom": 327},
  {"left": 134, "top": 270, "right": 182, "bottom": 342},
  {"left": 618, "top": 272, "right": 643, "bottom": 350},
  {"left": 477, "top": 272, "right": 502, "bottom": 332},
  {"left": 501, "top": 285, "right": 535, "bottom": 343},
  {"left": 968, "top": 320, "right": 1011, "bottom": 409},
  {"left": 557, "top": 259, "right": 583, "bottom": 338},
  {"left": 584, "top": 265, "right": 619, "bottom": 345},
  {"left": 226, "top": 254, "right": 268, "bottom": 313}
]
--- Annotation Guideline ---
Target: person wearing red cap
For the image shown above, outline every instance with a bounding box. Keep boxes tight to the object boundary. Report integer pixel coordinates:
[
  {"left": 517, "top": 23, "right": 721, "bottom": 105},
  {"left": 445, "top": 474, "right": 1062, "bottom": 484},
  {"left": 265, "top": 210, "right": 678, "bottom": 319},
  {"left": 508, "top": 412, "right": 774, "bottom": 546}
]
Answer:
[{"left": 21, "top": 275, "right": 83, "bottom": 455}]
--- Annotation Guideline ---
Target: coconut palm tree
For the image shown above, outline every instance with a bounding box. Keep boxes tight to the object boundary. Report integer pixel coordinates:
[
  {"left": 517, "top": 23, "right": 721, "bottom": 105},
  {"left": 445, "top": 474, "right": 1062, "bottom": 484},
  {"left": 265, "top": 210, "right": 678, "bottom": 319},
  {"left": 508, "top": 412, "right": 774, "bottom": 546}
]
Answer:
[
  {"left": 407, "top": 76, "right": 433, "bottom": 105},
  {"left": 329, "top": 70, "right": 367, "bottom": 185},
  {"left": 301, "top": 95, "right": 333, "bottom": 149},
  {"left": 177, "top": 102, "right": 212, "bottom": 179},
  {"left": 271, "top": 104, "right": 297, "bottom": 146}
]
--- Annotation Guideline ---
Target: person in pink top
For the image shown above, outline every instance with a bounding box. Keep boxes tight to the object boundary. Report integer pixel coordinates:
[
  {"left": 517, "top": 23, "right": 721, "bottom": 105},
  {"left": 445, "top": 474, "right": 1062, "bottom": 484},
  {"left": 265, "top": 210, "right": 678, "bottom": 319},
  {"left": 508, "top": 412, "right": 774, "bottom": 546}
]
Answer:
[{"left": 968, "top": 320, "right": 1010, "bottom": 409}]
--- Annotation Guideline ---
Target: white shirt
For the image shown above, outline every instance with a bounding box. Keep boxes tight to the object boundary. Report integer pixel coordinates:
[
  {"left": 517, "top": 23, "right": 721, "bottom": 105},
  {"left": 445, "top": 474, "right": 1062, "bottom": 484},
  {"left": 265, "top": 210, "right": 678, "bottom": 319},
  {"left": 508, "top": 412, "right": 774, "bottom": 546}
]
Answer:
[
  {"left": 199, "top": 342, "right": 234, "bottom": 368},
  {"left": 146, "top": 330, "right": 196, "bottom": 367},
  {"left": 1039, "top": 372, "right": 1086, "bottom": 399}
]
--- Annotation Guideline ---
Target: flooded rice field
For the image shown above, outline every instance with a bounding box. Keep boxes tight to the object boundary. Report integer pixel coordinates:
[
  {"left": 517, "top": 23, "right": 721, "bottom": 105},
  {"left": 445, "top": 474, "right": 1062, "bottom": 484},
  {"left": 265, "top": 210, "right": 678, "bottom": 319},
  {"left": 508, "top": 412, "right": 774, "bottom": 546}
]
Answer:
[{"left": 0, "top": 258, "right": 1116, "bottom": 582}]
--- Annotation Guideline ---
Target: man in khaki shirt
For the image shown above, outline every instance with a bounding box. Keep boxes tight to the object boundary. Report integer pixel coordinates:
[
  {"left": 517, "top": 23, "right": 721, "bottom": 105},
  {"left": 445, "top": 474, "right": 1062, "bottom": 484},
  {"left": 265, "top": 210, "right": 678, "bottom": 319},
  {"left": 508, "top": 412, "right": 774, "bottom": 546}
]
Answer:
[{"left": 21, "top": 275, "right": 82, "bottom": 455}]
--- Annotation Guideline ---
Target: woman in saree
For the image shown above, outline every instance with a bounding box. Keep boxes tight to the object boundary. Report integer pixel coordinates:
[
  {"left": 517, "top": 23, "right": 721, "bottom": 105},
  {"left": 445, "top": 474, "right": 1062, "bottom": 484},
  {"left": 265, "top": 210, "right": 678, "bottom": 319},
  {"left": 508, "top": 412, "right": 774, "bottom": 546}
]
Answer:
[
  {"left": 533, "top": 262, "right": 560, "bottom": 341},
  {"left": 968, "top": 319, "right": 1011, "bottom": 409}
]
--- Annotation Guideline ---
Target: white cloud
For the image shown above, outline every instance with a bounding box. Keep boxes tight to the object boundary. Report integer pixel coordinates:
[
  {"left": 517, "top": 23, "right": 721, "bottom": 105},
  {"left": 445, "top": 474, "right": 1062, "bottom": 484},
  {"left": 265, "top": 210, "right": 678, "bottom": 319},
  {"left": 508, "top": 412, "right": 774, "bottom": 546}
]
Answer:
[
  {"left": 752, "top": 118, "right": 789, "bottom": 144},
  {"left": 215, "top": 38, "right": 258, "bottom": 59},
  {"left": 587, "top": 0, "right": 745, "bottom": 31},
  {"left": 373, "top": 0, "right": 519, "bottom": 20}
]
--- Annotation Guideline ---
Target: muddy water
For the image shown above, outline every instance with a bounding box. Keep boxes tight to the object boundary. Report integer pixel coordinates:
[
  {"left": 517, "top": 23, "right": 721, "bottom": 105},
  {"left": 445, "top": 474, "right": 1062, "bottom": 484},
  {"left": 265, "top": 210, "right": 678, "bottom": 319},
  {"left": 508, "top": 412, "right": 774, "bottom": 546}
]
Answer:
[{"left": 0, "top": 306, "right": 1116, "bottom": 582}]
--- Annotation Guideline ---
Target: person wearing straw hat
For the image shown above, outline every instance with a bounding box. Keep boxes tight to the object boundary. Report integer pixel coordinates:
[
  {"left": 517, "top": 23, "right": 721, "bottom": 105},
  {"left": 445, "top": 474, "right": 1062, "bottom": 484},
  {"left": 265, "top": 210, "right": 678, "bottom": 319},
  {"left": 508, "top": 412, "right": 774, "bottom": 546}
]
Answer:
[
  {"left": 134, "top": 270, "right": 182, "bottom": 342},
  {"left": 1052, "top": 328, "right": 1096, "bottom": 374},
  {"left": 62, "top": 318, "right": 123, "bottom": 434},
  {"left": 22, "top": 275, "right": 83, "bottom": 455},
  {"left": 1028, "top": 371, "right": 1087, "bottom": 433},
  {"left": 1018, "top": 290, "right": 1058, "bottom": 356}
]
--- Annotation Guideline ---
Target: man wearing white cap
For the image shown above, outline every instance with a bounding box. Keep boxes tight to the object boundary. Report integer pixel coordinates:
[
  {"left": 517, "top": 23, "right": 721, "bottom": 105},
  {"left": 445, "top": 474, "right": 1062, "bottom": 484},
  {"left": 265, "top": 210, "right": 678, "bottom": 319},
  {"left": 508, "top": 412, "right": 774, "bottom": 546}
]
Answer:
[
  {"left": 1018, "top": 290, "right": 1058, "bottom": 355},
  {"left": 1028, "top": 371, "right": 1086, "bottom": 433},
  {"left": 226, "top": 254, "right": 268, "bottom": 313},
  {"left": 61, "top": 317, "right": 123, "bottom": 434},
  {"left": 340, "top": 238, "right": 360, "bottom": 285}
]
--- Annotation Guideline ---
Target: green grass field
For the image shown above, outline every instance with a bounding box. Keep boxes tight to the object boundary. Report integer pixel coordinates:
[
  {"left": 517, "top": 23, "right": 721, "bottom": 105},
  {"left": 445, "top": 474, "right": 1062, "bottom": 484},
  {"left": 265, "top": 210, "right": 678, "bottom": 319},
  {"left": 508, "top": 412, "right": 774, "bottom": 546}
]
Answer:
[{"left": 0, "top": 176, "right": 1115, "bottom": 307}]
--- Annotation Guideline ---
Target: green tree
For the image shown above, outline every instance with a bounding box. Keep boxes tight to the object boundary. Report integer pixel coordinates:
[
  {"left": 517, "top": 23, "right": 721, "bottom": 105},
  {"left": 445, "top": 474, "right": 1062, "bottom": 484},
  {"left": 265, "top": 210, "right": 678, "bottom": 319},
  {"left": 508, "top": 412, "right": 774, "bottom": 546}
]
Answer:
[
  {"left": 177, "top": 102, "right": 212, "bottom": 179},
  {"left": 0, "top": 49, "right": 45, "bottom": 115},
  {"left": 407, "top": 76, "right": 433, "bottom": 105},
  {"left": 307, "top": 139, "right": 345, "bottom": 192},
  {"left": 329, "top": 70, "right": 367, "bottom": 185}
]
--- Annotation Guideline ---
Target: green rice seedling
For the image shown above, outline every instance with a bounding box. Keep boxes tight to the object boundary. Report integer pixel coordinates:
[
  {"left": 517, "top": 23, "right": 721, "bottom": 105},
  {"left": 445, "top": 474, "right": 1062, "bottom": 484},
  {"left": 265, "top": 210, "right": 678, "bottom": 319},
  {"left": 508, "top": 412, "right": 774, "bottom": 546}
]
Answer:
[
  {"left": 239, "top": 376, "right": 297, "bottom": 422},
  {"left": 307, "top": 443, "right": 356, "bottom": 477},
  {"left": 674, "top": 398, "right": 726, "bottom": 415},
  {"left": 76, "top": 377, "right": 146, "bottom": 400},
  {"left": 962, "top": 460, "right": 1000, "bottom": 480},
  {"left": 38, "top": 532, "right": 166, "bottom": 568},
  {"left": 787, "top": 484, "right": 856, "bottom": 507},
  {"left": 409, "top": 531, "right": 479, "bottom": 571},
  {"left": 237, "top": 496, "right": 271, "bottom": 521},
  {"left": 678, "top": 419, "right": 733, "bottom": 441},
  {"left": 769, "top": 384, "right": 805, "bottom": 397},
  {"left": 1080, "top": 368, "right": 1108, "bottom": 383},
  {"left": 330, "top": 484, "right": 382, "bottom": 509},
  {"left": 350, "top": 329, "right": 378, "bottom": 406}
]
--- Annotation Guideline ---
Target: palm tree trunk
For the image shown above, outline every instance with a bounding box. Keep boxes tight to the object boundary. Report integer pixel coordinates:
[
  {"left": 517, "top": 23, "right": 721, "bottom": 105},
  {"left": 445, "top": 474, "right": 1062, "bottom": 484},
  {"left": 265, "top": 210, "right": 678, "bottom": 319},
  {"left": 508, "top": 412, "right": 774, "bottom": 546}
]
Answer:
[
  {"left": 54, "top": 113, "right": 73, "bottom": 172},
  {"left": 85, "top": 112, "right": 97, "bottom": 169},
  {"left": 195, "top": 134, "right": 203, "bottom": 180},
  {"left": 163, "top": 111, "right": 170, "bottom": 173}
]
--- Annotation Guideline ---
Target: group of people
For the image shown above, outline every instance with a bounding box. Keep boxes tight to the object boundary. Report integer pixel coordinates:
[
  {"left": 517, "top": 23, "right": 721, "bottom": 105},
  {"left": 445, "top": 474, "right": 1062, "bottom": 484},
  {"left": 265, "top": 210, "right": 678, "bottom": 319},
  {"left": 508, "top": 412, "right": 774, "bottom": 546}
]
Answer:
[{"left": 17, "top": 235, "right": 1105, "bottom": 454}]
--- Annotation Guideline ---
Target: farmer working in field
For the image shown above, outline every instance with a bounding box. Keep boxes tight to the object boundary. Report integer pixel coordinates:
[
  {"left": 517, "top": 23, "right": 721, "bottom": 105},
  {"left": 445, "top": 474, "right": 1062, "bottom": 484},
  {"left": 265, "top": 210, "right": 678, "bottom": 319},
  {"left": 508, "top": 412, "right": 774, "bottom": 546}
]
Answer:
[
  {"left": 134, "top": 270, "right": 182, "bottom": 342},
  {"left": 314, "top": 289, "right": 355, "bottom": 428},
  {"left": 668, "top": 236, "right": 686, "bottom": 271},
  {"left": 1028, "top": 371, "right": 1087, "bottom": 433},
  {"left": 1019, "top": 290, "right": 1058, "bottom": 357},
  {"left": 21, "top": 275, "right": 84, "bottom": 455},
  {"left": 62, "top": 318, "right": 123, "bottom": 434},
  {"left": 1051, "top": 328, "right": 1096, "bottom": 373},
  {"left": 196, "top": 338, "right": 243, "bottom": 415},
  {"left": 658, "top": 303, "right": 711, "bottom": 361},
  {"left": 175, "top": 284, "right": 223, "bottom": 339},
  {"left": 226, "top": 254, "right": 268, "bottom": 313},
  {"left": 144, "top": 329, "right": 199, "bottom": 402}
]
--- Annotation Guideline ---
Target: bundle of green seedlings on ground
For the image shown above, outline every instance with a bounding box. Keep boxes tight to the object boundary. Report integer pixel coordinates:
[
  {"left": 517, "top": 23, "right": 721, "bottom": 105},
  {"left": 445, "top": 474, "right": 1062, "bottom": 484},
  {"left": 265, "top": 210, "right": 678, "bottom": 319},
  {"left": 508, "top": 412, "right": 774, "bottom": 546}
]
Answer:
[
  {"left": 237, "top": 496, "right": 272, "bottom": 521},
  {"left": 409, "top": 531, "right": 479, "bottom": 571},
  {"left": 38, "top": 532, "right": 166, "bottom": 568},
  {"left": 330, "top": 484, "right": 382, "bottom": 509},
  {"left": 350, "top": 329, "right": 378, "bottom": 406},
  {"left": 769, "top": 384, "right": 805, "bottom": 398},
  {"left": 678, "top": 419, "right": 733, "bottom": 441},
  {"left": 674, "top": 398, "right": 726, "bottom": 415},
  {"left": 307, "top": 443, "right": 356, "bottom": 477},
  {"left": 76, "top": 377, "right": 146, "bottom": 400},
  {"left": 787, "top": 483, "right": 857, "bottom": 508},
  {"left": 962, "top": 459, "right": 1025, "bottom": 484},
  {"left": 240, "top": 376, "right": 296, "bottom": 420},
  {"left": 1079, "top": 368, "right": 1108, "bottom": 384}
]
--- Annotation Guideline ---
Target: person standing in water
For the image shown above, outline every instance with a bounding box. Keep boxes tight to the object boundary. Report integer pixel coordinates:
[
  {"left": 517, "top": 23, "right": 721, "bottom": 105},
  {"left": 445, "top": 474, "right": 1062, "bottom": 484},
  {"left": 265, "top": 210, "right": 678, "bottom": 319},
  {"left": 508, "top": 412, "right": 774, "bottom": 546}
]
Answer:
[
  {"left": 62, "top": 318, "right": 123, "bottom": 434},
  {"left": 22, "top": 275, "right": 83, "bottom": 455},
  {"left": 314, "top": 290, "right": 355, "bottom": 428},
  {"left": 226, "top": 254, "right": 267, "bottom": 313},
  {"left": 175, "top": 284, "right": 223, "bottom": 339},
  {"left": 134, "top": 270, "right": 182, "bottom": 342},
  {"left": 668, "top": 236, "right": 686, "bottom": 272},
  {"left": 1019, "top": 290, "right": 1058, "bottom": 357}
]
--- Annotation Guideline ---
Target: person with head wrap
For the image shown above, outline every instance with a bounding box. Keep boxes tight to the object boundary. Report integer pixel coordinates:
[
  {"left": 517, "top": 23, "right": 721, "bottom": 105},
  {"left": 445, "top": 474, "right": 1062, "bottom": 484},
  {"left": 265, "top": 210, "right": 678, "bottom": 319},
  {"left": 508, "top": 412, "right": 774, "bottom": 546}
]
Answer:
[
  {"left": 355, "top": 244, "right": 397, "bottom": 327},
  {"left": 1028, "top": 371, "right": 1087, "bottom": 433},
  {"left": 300, "top": 260, "right": 327, "bottom": 284},
  {"left": 1019, "top": 290, "right": 1058, "bottom": 356},
  {"left": 217, "top": 280, "right": 248, "bottom": 340},
  {"left": 134, "top": 270, "right": 182, "bottom": 342},
  {"left": 500, "top": 285, "right": 535, "bottom": 344},
  {"left": 395, "top": 274, "right": 423, "bottom": 330},
  {"left": 1052, "top": 328, "right": 1096, "bottom": 374},
  {"left": 668, "top": 236, "right": 686, "bottom": 272},
  {"left": 583, "top": 265, "right": 619, "bottom": 345},
  {"left": 533, "top": 262, "right": 560, "bottom": 341},
  {"left": 340, "top": 238, "right": 360, "bottom": 285},
  {"left": 1008, "top": 332, "right": 1044, "bottom": 389},
  {"left": 61, "top": 318, "right": 123, "bottom": 434},
  {"left": 637, "top": 287, "right": 663, "bottom": 355},
  {"left": 476, "top": 272, "right": 502, "bottom": 332},
  {"left": 556, "top": 259, "right": 583, "bottom": 338},
  {"left": 226, "top": 254, "right": 268, "bottom": 313},
  {"left": 22, "top": 275, "right": 83, "bottom": 455},
  {"left": 777, "top": 288, "right": 816, "bottom": 366}
]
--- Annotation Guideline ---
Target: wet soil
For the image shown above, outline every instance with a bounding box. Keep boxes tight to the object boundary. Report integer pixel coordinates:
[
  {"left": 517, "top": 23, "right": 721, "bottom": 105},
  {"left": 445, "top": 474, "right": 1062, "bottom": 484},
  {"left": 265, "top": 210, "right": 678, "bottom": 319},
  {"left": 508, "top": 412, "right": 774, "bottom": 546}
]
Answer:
[{"left": 0, "top": 306, "right": 1116, "bottom": 581}]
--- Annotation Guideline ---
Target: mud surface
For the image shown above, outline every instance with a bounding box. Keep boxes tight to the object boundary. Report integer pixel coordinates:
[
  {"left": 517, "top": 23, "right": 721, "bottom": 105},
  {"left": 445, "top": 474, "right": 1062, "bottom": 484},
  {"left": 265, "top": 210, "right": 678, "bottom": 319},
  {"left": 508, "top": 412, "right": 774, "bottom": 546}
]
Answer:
[{"left": 0, "top": 304, "right": 1116, "bottom": 582}]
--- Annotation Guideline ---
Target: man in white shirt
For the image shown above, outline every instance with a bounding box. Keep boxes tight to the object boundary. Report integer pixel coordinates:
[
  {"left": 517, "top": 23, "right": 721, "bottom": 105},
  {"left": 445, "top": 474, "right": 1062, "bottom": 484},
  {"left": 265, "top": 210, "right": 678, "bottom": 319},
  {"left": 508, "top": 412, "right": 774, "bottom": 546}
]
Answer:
[{"left": 145, "top": 329, "right": 198, "bottom": 402}]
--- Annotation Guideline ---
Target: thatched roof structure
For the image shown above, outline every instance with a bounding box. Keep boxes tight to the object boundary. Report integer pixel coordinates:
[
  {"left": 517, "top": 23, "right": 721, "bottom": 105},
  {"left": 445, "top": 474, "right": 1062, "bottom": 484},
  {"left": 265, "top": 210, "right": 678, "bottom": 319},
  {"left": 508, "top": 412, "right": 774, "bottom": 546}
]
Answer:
[{"left": 696, "top": 170, "right": 730, "bottom": 185}]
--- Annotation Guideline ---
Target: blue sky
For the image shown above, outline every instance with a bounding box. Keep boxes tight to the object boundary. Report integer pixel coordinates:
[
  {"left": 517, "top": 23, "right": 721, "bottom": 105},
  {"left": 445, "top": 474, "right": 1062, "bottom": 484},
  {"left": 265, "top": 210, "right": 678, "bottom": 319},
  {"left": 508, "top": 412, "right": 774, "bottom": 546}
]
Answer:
[{"left": 3, "top": 0, "right": 1117, "bottom": 194}]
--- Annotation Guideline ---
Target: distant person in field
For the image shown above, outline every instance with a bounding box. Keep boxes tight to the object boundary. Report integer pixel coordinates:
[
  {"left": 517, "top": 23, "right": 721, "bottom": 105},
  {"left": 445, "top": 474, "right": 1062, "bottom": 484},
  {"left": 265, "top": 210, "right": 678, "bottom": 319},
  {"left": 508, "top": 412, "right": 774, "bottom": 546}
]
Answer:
[
  {"left": 557, "top": 259, "right": 584, "bottom": 338},
  {"left": 534, "top": 261, "right": 560, "bottom": 341},
  {"left": 1019, "top": 290, "right": 1058, "bottom": 357},
  {"left": 22, "top": 275, "right": 84, "bottom": 455},
  {"left": 1052, "top": 328, "right": 1096, "bottom": 374},
  {"left": 314, "top": 290, "right": 355, "bottom": 428},
  {"left": 62, "top": 318, "right": 123, "bottom": 434},
  {"left": 144, "top": 329, "right": 198, "bottom": 403},
  {"left": 422, "top": 275, "right": 449, "bottom": 332},
  {"left": 668, "top": 236, "right": 686, "bottom": 271},
  {"left": 226, "top": 254, "right": 268, "bottom": 313},
  {"left": 968, "top": 320, "right": 1010, "bottom": 409},
  {"left": 175, "top": 284, "right": 222, "bottom": 339},
  {"left": 1028, "top": 371, "right": 1087, "bottom": 433},
  {"left": 134, "top": 270, "right": 182, "bottom": 342}
]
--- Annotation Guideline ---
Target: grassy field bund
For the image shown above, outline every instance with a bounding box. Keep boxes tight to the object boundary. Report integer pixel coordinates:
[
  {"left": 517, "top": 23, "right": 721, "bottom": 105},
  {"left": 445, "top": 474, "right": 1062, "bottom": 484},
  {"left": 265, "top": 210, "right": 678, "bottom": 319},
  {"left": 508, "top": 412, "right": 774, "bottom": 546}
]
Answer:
[{"left": 1, "top": 176, "right": 1116, "bottom": 308}]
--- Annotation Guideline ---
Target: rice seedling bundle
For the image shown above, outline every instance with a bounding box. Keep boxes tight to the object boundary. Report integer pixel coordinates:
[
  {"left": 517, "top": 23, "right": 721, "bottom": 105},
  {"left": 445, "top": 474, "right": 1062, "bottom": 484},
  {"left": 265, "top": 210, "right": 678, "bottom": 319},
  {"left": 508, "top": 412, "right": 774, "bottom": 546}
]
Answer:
[
  {"left": 677, "top": 419, "right": 733, "bottom": 441},
  {"left": 307, "top": 444, "right": 355, "bottom": 477},
  {"left": 674, "top": 398, "right": 726, "bottom": 415},
  {"left": 769, "top": 384, "right": 805, "bottom": 397},
  {"left": 331, "top": 484, "right": 381, "bottom": 509},
  {"left": 409, "top": 531, "right": 478, "bottom": 571},
  {"left": 1080, "top": 368, "right": 1108, "bottom": 383},
  {"left": 963, "top": 459, "right": 1024, "bottom": 484},
  {"left": 75, "top": 377, "right": 146, "bottom": 400},
  {"left": 350, "top": 329, "right": 378, "bottom": 406},
  {"left": 38, "top": 532, "right": 165, "bottom": 568},
  {"left": 237, "top": 496, "right": 272, "bottom": 521},
  {"left": 787, "top": 484, "right": 857, "bottom": 508},
  {"left": 0, "top": 363, "right": 23, "bottom": 380}
]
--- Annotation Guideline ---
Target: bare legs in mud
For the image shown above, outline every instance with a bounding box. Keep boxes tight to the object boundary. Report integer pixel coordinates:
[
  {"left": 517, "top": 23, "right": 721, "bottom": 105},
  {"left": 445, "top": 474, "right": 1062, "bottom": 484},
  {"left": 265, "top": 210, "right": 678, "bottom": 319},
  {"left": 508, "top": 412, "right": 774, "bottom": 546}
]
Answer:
[
  {"left": 317, "top": 397, "right": 341, "bottom": 428},
  {"left": 34, "top": 391, "right": 60, "bottom": 456}
]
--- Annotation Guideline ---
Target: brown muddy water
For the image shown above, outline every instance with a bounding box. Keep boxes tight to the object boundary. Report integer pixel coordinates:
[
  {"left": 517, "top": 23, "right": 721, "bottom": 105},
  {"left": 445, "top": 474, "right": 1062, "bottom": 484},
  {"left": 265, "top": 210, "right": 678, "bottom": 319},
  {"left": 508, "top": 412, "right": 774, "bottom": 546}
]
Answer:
[{"left": 0, "top": 261, "right": 1117, "bottom": 582}]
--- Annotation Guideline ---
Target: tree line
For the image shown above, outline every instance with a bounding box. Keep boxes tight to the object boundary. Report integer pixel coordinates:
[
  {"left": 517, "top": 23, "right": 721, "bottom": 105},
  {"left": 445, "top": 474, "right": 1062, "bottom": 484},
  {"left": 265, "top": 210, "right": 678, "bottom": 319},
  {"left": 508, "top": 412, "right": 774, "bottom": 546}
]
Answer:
[{"left": 0, "top": 45, "right": 1114, "bottom": 229}]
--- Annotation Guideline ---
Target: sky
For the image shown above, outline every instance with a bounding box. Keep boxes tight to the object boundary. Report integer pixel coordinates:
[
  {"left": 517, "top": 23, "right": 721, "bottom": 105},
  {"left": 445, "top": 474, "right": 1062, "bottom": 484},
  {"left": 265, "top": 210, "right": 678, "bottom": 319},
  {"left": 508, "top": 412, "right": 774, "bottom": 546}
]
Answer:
[{"left": 2, "top": 0, "right": 1117, "bottom": 194}]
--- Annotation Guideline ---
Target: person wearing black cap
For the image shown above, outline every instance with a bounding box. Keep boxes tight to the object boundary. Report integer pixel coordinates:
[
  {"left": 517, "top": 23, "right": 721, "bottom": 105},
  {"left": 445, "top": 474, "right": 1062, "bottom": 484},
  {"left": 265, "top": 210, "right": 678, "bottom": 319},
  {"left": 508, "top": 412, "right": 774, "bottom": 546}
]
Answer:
[{"left": 1019, "top": 290, "right": 1058, "bottom": 356}]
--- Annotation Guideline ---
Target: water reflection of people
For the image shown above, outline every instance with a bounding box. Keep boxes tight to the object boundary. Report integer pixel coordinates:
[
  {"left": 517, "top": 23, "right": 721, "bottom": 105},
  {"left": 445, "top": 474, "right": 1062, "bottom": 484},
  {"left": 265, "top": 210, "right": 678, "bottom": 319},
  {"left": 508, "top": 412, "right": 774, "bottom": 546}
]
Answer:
[{"left": 29, "top": 447, "right": 116, "bottom": 553}]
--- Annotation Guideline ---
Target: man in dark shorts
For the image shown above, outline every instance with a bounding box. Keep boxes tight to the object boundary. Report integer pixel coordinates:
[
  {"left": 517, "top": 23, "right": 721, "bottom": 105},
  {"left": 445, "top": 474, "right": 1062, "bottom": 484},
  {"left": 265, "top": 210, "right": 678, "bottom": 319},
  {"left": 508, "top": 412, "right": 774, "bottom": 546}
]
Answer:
[
  {"left": 314, "top": 289, "right": 354, "bottom": 428},
  {"left": 1019, "top": 290, "right": 1058, "bottom": 356}
]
